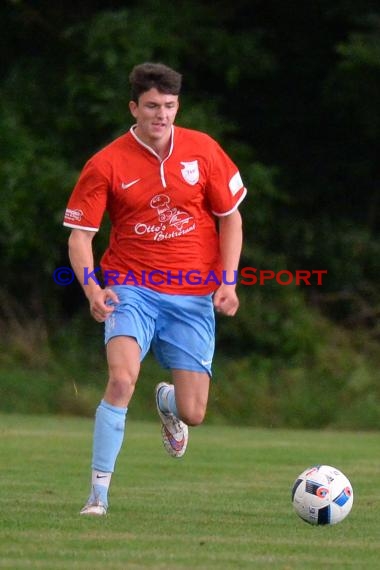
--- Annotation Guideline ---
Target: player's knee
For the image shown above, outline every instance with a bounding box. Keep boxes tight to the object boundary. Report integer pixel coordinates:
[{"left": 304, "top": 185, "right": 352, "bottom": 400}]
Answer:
[
  {"left": 107, "top": 370, "right": 138, "bottom": 401},
  {"left": 180, "top": 408, "right": 206, "bottom": 427}
]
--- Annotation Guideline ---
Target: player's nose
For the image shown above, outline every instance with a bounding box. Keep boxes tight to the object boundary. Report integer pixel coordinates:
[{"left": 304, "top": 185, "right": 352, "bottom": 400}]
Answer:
[{"left": 156, "top": 105, "right": 167, "bottom": 118}]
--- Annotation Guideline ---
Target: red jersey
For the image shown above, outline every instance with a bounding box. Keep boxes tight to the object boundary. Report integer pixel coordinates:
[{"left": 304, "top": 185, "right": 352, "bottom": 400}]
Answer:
[{"left": 63, "top": 125, "right": 246, "bottom": 294}]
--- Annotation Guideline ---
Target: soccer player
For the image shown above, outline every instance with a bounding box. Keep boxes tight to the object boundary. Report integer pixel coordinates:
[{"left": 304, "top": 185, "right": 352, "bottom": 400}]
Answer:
[{"left": 63, "top": 62, "right": 246, "bottom": 515}]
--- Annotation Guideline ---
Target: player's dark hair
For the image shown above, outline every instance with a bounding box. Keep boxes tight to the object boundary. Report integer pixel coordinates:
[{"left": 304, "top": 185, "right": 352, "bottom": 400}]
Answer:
[{"left": 129, "top": 62, "right": 182, "bottom": 102}]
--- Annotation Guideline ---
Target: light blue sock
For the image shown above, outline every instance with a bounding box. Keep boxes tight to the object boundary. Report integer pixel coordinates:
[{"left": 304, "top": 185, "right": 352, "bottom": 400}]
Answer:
[
  {"left": 92, "top": 399, "right": 127, "bottom": 472},
  {"left": 158, "top": 385, "right": 178, "bottom": 417},
  {"left": 88, "top": 399, "right": 127, "bottom": 506}
]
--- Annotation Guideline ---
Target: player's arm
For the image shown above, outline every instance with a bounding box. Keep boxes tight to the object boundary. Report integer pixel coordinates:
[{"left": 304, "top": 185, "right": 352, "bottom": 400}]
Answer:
[
  {"left": 68, "top": 229, "right": 118, "bottom": 322},
  {"left": 213, "top": 209, "right": 242, "bottom": 316}
]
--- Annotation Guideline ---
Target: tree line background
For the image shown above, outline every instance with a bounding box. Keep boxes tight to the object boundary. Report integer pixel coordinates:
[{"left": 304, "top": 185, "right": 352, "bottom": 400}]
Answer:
[{"left": 1, "top": 0, "right": 379, "bottom": 428}]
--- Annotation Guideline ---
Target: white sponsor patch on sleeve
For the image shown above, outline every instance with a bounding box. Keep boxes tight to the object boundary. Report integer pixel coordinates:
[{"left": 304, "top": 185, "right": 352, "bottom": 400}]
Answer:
[
  {"left": 229, "top": 172, "right": 244, "bottom": 196},
  {"left": 65, "top": 208, "right": 83, "bottom": 221}
]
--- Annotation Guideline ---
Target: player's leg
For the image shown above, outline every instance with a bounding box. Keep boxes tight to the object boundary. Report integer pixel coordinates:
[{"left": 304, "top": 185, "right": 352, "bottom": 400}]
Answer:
[
  {"left": 80, "top": 337, "right": 140, "bottom": 516},
  {"left": 104, "top": 335, "right": 141, "bottom": 406},
  {"left": 81, "top": 286, "right": 157, "bottom": 515},
  {"left": 154, "top": 292, "right": 214, "bottom": 458},
  {"left": 171, "top": 369, "right": 210, "bottom": 425},
  {"left": 161, "top": 369, "right": 210, "bottom": 426},
  {"left": 155, "top": 371, "right": 210, "bottom": 458}
]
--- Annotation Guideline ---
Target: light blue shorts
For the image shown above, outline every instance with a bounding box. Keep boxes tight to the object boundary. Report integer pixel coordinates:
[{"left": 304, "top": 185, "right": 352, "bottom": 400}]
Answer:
[{"left": 104, "top": 286, "right": 215, "bottom": 375}]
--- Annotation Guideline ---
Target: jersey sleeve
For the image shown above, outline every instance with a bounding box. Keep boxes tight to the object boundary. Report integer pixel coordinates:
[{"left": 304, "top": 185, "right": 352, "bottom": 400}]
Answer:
[
  {"left": 206, "top": 141, "right": 247, "bottom": 217},
  {"left": 63, "top": 159, "right": 109, "bottom": 231}
]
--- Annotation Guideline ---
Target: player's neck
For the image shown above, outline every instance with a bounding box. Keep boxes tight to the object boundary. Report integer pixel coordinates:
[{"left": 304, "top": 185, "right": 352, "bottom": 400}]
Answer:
[
  {"left": 133, "top": 126, "right": 172, "bottom": 160},
  {"left": 150, "top": 140, "right": 170, "bottom": 160}
]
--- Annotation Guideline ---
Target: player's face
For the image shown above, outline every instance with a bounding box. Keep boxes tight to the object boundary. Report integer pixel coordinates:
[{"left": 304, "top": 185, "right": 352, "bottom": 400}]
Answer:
[{"left": 129, "top": 88, "right": 179, "bottom": 150}]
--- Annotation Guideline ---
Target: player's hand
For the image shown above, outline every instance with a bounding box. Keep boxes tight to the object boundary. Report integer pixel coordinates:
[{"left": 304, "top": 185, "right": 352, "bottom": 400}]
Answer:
[
  {"left": 213, "top": 284, "right": 239, "bottom": 316},
  {"left": 88, "top": 288, "right": 119, "bottom": 322}
]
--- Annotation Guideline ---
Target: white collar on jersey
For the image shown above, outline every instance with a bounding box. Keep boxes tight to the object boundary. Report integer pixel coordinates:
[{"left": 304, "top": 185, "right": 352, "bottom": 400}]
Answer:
[{"left": 129, "top": 124, "right": 174, "bottom": 162}]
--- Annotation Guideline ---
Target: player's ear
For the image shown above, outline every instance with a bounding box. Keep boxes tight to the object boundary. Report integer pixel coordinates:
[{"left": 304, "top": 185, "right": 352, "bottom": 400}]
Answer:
[{"left": 129, "top": 100, "right": 138, "bottom": 118}]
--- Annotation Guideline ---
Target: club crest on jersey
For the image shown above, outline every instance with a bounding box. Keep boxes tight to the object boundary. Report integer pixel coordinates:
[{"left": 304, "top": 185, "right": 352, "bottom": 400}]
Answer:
[{"left": 180, "top": 161, "right": 199, "bottom": 186}]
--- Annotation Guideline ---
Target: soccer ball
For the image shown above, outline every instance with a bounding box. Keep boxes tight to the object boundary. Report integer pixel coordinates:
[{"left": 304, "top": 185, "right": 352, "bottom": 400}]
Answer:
[{"left": 291, "top": 464, "right": 354, "bottom": 525}]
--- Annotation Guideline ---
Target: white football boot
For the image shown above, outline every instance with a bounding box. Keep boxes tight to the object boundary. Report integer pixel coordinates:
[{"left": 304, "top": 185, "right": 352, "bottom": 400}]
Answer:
[
  {"left": 155, "top": 382, "right": 188, "bottom": 458},
  {"left": 80, "top": 499, "right": 107, "bottom": 516}
]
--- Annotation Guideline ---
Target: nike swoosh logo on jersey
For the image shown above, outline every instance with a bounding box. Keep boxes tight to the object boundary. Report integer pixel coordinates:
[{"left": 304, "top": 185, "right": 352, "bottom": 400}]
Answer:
[{"left": 121, "top": 178, "right": 141, "bottom": 190}]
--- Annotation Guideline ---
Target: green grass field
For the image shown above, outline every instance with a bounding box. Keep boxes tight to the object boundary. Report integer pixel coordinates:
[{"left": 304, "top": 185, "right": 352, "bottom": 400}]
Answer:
[{"left": 0, "top": 413, "right": 379, "bottom": 569}]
